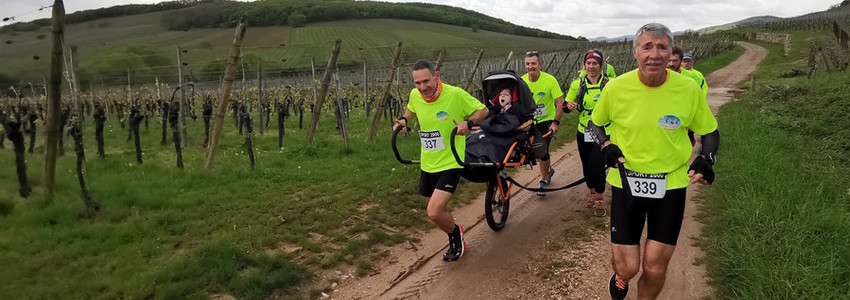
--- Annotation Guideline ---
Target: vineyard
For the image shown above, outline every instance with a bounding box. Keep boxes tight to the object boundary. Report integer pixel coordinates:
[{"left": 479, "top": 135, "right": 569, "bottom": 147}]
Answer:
[
  {"left": 0, "top": 1, "right": 745, "bottom": 299},
  {"left": 732, "top": 4, "right": 850, "bottom": 77}
]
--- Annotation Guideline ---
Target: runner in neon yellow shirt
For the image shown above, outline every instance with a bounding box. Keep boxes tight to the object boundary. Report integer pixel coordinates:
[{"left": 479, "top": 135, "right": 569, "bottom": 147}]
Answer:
[
  {"left": 393, "top": 60, "right": 487, "bottom": 262},
  {"left": 682, "top": 52, "right": 708, "bottom": 97},
  {"left": 669, "top": 46, "right": 709, "bottom": 146},
  {"left": 668, "top": 46, "right": 707, "bottom": 97},
  {"left": 564, "top": 49, "right": 611, "bottom": 217},
  {"left": 522, "top": 51, "right": 564, "bottom": 196},
  {"left": 585, "top": 23, "right": 721, "bottom": 300}
]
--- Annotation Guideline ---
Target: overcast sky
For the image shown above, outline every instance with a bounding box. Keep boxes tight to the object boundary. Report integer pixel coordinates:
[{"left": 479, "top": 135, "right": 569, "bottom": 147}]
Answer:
[{"left": 0, "top": 0, "right": 840, "bottom": 37}]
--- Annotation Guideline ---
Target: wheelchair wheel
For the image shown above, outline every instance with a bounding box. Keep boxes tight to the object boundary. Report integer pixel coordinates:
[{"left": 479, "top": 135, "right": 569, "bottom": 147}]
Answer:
[{"left": 484, "top": 176, "right": 510, "bottom": 231}]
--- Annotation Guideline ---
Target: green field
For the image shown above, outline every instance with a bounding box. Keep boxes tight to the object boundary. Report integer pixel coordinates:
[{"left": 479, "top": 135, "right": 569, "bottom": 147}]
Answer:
[
  {"left": 700, "top": 29, "right": 850, "bottom": 299},
  {"left": 0, "top": 11, "right": 577, "bottom": 84}
]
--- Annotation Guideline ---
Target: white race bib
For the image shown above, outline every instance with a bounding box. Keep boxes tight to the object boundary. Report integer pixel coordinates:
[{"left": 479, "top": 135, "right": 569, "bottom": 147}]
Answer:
[
  {"left": 533, "top": 104, "right": 547, "bottom": 117},
  {"left": 625, "top": 170, "right": 667, "bottom": 199},
  {"left": 419, "top": 130, "right": 445, "bottom": 151},
  {"left": 583, "top": 127, "right": 594, "bottom": 142}
]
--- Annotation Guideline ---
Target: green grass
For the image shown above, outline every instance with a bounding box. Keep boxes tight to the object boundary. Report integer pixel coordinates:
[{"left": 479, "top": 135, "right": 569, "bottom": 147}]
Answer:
[
  {"left": 700, "top": 30, "right": 850, "bottom": 299},
  {"left": 695, "top": 43, "right": 745, "bottom": 76},
  {"left": 0, "top": 101, "right": 578, "bottom": 299}
]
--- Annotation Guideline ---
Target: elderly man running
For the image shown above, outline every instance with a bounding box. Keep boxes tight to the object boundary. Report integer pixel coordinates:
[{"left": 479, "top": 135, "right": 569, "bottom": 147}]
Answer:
[{"left": 586, "top": 23, "right": 720, "bottom": 300}]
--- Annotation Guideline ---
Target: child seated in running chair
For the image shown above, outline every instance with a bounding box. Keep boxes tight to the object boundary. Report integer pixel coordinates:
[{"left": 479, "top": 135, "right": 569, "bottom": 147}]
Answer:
[{"left": 498, "top": 88, "right": 512, "bottom": 114}]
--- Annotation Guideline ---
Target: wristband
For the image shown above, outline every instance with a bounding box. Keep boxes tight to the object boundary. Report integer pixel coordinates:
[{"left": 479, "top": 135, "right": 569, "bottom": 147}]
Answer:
[{"left": 553, "top": 119, "right": 561, "bottom": 125}]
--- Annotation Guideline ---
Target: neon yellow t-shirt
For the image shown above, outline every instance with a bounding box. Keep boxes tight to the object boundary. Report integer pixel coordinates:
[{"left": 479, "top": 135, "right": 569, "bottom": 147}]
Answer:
[
  {"left": 591, "top": 69, "right": 718, "bottom": 190},
  {"left": 565, "top": 75, "right": 607, "bottom": 133},
  {"left": 681, "top": 68, "right": 708, "bottom": 98},
  {"left": 522, "top": 71, "right": 564, "bottom": 122},
  {"left": 408, "top": 82, "right": 485, "bottom": 173}
]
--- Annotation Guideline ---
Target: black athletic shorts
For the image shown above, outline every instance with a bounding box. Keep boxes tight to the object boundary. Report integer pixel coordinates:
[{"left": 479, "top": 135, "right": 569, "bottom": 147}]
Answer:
[
  {"left": 610, "top": 187, "right": 687, "bottom": 246},
  {"left": 576, "top": 131, "right": 607, "bottom": 194},
  {"left": 532, "top": 120, "right": 554, "bottom": 161},
  {"left": 418, "top": 168, "right": 462, "bottom": 197}
]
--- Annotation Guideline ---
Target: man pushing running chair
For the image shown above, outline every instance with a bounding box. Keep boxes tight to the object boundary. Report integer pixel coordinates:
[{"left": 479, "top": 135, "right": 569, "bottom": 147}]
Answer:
[{"left": 393, "top": 59, "right": 488, "bottom": 262}]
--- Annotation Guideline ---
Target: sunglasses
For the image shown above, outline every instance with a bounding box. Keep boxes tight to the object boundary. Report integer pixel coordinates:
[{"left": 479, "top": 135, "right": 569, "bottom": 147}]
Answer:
[{"left": 525, "top": 51, "right": 539, "bottom": 55}]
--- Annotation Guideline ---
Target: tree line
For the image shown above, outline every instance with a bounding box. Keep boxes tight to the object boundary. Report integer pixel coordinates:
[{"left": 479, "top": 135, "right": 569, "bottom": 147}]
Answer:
[{"left": 0, "top": 0, "right": 214, "bottom": 34}]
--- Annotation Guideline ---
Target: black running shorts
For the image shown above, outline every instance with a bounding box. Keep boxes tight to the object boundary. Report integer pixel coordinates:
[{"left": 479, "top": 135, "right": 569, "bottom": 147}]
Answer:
[
  {"left": 610, "top": 187, "right": 687, "bottom": 246},
  {"left": 576, "top": 131, "right": 607, "bottom": 194},
  {"left": 532, "top": 120, "right": 554, "bottom": 161},
  {"left": 418, "top": 168, "right": 462, "bottom": 197}
]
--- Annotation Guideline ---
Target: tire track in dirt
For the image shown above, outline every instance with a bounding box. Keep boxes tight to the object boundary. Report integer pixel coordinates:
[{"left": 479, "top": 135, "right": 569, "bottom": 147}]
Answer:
[{"left": 329, "top": 136, "right": 587, "bottom": 300}]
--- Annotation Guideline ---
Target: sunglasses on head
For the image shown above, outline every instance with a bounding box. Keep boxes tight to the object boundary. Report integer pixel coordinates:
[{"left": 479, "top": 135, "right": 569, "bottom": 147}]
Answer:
[{"left": 526, "top": 51, "right": 538, "bottom": 55}]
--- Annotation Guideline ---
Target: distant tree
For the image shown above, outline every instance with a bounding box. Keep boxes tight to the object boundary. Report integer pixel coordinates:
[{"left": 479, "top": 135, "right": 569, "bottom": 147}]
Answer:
[
  {"left": 842, "top": 0, "right": 850, "bottom": 7},
  {"left": 288, "top": 13, "right": 307, "bottom": 28},
  {"left": 470, "top": 24, "right": 479, "bottom": 32}
]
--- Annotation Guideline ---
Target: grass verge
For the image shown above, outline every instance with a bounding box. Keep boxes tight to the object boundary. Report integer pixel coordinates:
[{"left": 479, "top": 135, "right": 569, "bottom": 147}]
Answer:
[{"left": 700, "top": 38, "right": 850, "bottom": 298}]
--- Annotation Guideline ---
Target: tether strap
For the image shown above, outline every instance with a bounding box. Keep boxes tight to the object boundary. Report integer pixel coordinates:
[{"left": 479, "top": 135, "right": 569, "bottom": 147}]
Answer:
[
  {"left": 618, "top": 165, "right": 636, "bottom": 210},
  {"left": 505, "top": 176, "right": 586, "bottom": 192}
]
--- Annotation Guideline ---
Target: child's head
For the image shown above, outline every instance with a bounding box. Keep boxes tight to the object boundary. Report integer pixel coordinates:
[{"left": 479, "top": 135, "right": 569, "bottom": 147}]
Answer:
[{"left": 498, "top": 88, "right": 512, "bottom": 107}]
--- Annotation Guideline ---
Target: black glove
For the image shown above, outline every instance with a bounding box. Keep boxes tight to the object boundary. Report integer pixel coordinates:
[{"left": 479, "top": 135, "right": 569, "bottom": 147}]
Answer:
[
  {"left": 562, "top": 105, "right": 572, "bottom": 114},
  {"left": 689, "top": 156, "right": 715, "bottom": 184},
  {"left": 601, "top": 143, "right": 624, "bottom": 168}
]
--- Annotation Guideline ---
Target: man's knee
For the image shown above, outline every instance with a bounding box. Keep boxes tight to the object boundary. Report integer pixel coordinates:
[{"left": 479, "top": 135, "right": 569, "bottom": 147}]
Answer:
[
  {"left": 426, "top": 208, "right": 441, "bottom": 222},
  {"left": 611, "top": 252, "right": 640, "bottom": 279},
  {"left": 426, "top": 192, "right": 450, "bottom": 221},
  {"left": 641, "top": 255, "right": 671, "bottom": 279}
]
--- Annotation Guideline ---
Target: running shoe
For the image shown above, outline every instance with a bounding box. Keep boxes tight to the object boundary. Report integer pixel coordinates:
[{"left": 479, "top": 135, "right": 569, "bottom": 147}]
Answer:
[
  {"left": 586, "top": 191, "right": 597, "bottom": 208},
  {"left": 536, "top": 180, "right": 549, "bottom": 197},
  {"left": 443, "top": 224, "right": 466, "bottom": 262},
  {"left": 608, "top": 273, "right": 629, "bottom": 300},
  {"left": 594, "top": 194, "right": 606, "bottom": 218}
]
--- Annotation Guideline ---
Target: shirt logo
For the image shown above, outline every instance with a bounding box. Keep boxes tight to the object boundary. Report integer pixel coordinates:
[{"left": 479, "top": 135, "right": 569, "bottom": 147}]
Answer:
[
  {"left": 593, "top": 94, "right": 601, "bottom": 102},
  {"left": 436, "top": 111, "right": 449, "bottom": 121},
  {"left": 537, "top": 92, "right": 546, "bottom": 99},
  {"left": 658, "top": 115, "right": 681, "bottom": 130}
]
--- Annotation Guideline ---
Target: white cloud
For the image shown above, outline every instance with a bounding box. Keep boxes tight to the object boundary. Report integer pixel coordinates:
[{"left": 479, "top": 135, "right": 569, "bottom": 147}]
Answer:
[
  {"left": 387, "top": 0, "right": 839, "bottom": 38},
  {"left": 1, "top": 0, "right": 840, "bottom": 38}
]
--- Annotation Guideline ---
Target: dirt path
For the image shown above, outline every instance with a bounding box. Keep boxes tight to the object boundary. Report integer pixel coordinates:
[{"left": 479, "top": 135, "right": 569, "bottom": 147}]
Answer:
[{"left": 327, "top": 42, "right": 767, "bottom": 300}]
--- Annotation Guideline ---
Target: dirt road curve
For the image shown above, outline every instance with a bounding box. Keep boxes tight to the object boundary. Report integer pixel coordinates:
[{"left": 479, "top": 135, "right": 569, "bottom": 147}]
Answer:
[{"left": 329, "top": 42, "right": 767, "bottom": 300}]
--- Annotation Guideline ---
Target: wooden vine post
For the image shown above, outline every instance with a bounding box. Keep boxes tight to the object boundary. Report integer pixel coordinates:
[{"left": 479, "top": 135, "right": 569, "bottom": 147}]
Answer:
[
  {"left": 463, "top": 49, "right": 485, "bottom": 91},
  {"left": 204, "top": 20, "right": 247, "bottom": 170},
  {"left": 42, "top": 0, "right": 66, "bottom": 199},
  {"left": 305, "top": 39, "right": 343, "bottom": 144},
  {"left": 367, "top": 42, "right": 403, "bottom": 141}
]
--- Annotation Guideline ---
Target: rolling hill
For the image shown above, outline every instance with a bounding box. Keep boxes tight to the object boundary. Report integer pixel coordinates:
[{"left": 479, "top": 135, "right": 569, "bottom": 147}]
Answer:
[
  {"left": 0, "top": 1, "right": 578, "bottom": 87},
  {"left": 0, "top": 10, "right": 579, "bottom": 86},
  {"left": 697, "top": 16, "right": 784, "bottom": 34}
]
